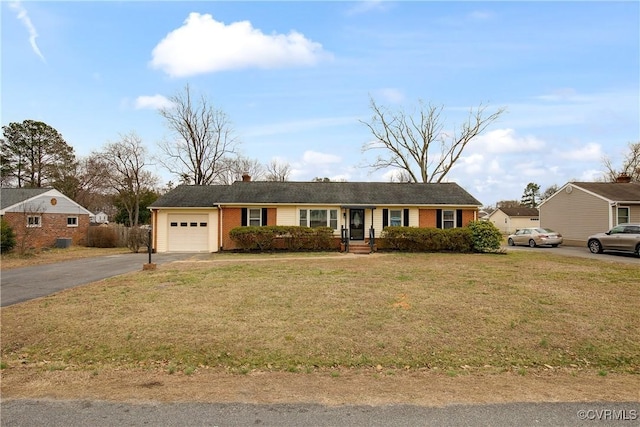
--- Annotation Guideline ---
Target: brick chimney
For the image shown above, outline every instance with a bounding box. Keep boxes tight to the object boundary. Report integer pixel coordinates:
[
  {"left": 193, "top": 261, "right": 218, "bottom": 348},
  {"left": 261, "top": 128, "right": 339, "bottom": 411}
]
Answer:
[
  {"left": 616, "top": 173, "right": 631, "bottom": 183},
  {"left": 242, "top": 173, "right": 251, "bottom": 182}
]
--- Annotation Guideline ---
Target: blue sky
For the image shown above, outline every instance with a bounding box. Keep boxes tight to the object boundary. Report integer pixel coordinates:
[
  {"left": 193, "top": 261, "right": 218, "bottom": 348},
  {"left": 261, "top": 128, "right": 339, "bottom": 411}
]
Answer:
[{"left": 2, "top": 1, "right": 639, "bottom": 206}]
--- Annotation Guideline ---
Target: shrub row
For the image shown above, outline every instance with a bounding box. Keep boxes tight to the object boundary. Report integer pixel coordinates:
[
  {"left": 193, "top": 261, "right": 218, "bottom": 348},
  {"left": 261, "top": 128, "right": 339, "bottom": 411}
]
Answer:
[
  {"left": 378, "top": 221, "right": 502, "bottom": 253},
  {"left": 379, "top": 226, "right": 473, "bottom": 252},
  {"left": 229, "top": 226, "right": 337, "bottom": 252}
]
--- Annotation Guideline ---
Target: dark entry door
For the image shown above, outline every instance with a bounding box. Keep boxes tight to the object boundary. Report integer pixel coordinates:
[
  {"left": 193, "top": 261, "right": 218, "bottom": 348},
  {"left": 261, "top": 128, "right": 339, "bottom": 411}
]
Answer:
[{"left": 350, "top": 209, "right": 365, "bottom": 240}]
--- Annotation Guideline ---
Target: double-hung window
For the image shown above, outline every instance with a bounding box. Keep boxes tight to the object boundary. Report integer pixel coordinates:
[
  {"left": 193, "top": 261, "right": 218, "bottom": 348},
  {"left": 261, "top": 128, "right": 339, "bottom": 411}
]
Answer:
[
  {"left": 249, "top": 208, "right": 262, "bottom": 226},
  {"left": 442, "top": 210, "right": 455, "bottom": 229},
  {"left": 617, "top": 207, "right": 630, "bottom": 225},
  {"left": 67, "top": 216, "right": 78, "bottom": 227},
  {"left": 27, "top": 216, "right": 41, "bottom": 227},
  {"left": 390, "top": 210, "right": 402, "bottom": 227}
]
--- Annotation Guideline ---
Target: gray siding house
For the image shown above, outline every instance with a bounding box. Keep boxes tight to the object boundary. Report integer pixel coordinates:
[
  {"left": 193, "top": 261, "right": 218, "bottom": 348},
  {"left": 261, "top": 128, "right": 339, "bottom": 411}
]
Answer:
[{"left": 539, "top": 180, "right": 640, "bottom": 246}]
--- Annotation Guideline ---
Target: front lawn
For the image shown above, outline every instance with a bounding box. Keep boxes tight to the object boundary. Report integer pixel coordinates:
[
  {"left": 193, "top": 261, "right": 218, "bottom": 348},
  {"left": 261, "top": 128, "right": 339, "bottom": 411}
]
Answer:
[{"left": 1, "top": 251, "right": 638, "bottom": 377}]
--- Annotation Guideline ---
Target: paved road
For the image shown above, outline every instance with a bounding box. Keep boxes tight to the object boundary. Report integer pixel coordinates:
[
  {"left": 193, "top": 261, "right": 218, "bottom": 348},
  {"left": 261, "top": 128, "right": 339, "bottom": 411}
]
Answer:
[
  {"left": 0, "top": 252, "right": 207, "bottom": 307},
  {"left": 1, "top": 400, "right": 638, "bottom": 426}
]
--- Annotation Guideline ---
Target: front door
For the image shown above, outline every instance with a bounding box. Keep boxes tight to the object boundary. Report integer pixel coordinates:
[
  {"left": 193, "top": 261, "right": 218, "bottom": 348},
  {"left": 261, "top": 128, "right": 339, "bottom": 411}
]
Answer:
[{"left": 350, "top": 209, "right": 365, "bottom": 240}]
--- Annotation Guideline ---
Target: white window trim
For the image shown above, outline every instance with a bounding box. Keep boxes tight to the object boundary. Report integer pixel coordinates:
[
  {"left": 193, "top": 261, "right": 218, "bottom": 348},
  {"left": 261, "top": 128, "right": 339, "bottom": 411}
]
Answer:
[
  {"left": 27, "top": 215, "right": 42, "bottom": 228},
  {"left": 299, "top": 209, "right": 339, "bottom": 230},
  {"left": 442, "top": 210, "right": 455, "bottom": 229},
  {"left": 67, "top": 216, "right": 79, "bottom": 227},
  {"left": 249, "top": 208, "right": 262, "bottom": 227},
  {"left": 617, "top": 206, "right": 630, "bottom": 225},
  {"left": 390, "top": 209, "right": 402, "bottom": 227}
]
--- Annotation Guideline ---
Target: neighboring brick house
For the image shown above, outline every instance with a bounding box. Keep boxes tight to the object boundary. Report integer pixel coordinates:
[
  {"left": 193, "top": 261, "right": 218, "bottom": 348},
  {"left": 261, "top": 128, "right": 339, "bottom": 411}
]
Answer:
[
  {"left": 1, "top": 188, "right": 92, "bottom": 250},
  {"left": 148, "top": 177, "right": 483, "bottom": 253},
  {"left": 486, "top": 207, "right": 540, "bottom": 234}
]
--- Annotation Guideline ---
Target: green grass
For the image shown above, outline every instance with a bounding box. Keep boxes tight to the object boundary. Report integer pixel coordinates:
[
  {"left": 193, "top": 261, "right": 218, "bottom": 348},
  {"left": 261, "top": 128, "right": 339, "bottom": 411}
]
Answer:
[{"left": 1, "top": 252, "right": 639, "bottom": 375}]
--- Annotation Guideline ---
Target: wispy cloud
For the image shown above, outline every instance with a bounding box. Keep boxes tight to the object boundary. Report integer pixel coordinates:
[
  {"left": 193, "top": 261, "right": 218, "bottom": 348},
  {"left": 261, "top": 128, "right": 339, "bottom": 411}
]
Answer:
[
  {"left": 345, "top": 1, "right": 391, "bottom": 16},
  {"left": 150, "top": 13, "right": 332, "bottom": 77},
  {"left": 134, "top": 95, "right": 173, "bottom": 110},
  {"left": 9, "top": 1, "right": 46, "bottom": 63},
  {"left": 244, "top": 116, "right": 360, "bottom": 137}
]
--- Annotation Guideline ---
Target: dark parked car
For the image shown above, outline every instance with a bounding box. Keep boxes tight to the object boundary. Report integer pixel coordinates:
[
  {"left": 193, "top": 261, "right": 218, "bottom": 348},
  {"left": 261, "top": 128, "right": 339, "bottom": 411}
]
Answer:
[{"left": 587, "top": 223, "right": 640, "bottom": 257}]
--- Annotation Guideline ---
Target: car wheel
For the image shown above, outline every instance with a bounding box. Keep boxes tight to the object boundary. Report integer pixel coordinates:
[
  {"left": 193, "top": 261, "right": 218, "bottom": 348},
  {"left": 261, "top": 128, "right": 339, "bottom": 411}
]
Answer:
[
  {"left": 588, "top": 239, "right": 602, "bottom": 254},
  {"left": 635, "top": 243, "right": 640, "bottom": 258},
  {"left": 551, "top": 244, "right": 558, "bottom": 248},
  {"left": 528, "top": 239, "right": 536, "bottom": 248},
  {"left": 508, "top": 238, "right": 515, "bottom": 246}
]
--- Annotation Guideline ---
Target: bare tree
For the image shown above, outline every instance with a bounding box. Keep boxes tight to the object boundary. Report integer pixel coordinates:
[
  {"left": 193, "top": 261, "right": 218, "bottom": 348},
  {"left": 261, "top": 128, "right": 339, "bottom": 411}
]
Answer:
[
  {"left": 265, "top": 159, "right": 292, "bottom": 182},
  {"left": 602, "top": 141, "right": 640, "bottom": 182},
  {"left": 158, "top": 85, "right": 239, "bottom": 185},
  {"left": 94, "top": 132, "right": 158, "bottom": 227},
  {"left": 387, "top": 170, "right": 413, "bottom": 183},
  {"left": 497, "top": 200, "right": 526, "bottom": 209},
  {"left": 16, "top": 201, "right": 46, "bottom": 255},
  {"left": 215, "top": 155, "right": 265, "bottom": 184},
  {"left": 541, "top": 184, "right": 559, "bottom": 202},
  {"left": 361, "top": 98, "right": 505, "bottom": 183}
]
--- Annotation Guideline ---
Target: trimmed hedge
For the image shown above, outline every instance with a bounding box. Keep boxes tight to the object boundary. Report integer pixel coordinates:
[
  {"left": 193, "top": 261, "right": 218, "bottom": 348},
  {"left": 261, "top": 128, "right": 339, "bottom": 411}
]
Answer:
[
  {"left": 378, "top": 226, "right": 473, "bottom": 253},
  {"left": 379, "top": 222, "right": 503, "bottom": 253},
  {"left": 229, "top": 226, "right": 336, "bottom": 252}
]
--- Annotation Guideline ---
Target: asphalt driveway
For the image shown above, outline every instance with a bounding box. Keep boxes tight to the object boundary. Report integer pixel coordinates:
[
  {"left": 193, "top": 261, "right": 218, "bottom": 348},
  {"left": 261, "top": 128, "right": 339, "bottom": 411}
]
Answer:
[
  {"left": 504, "top": 244, "right": 640, "bottom": 264},
  {"left": 0, "top": 252, "right": 207, "bottom": 307}
]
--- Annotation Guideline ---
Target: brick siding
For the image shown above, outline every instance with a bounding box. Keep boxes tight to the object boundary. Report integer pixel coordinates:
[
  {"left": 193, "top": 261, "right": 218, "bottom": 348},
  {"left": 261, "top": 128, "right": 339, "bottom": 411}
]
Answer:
[{"left": 2, "top": 212, "right": 89, "bottom": 250}]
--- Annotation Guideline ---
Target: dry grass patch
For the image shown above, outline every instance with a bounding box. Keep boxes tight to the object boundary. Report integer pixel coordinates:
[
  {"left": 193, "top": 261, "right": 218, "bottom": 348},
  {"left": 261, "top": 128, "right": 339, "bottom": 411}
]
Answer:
[{"left": 1, "top": 252, "right": 639, "bottom": 381}]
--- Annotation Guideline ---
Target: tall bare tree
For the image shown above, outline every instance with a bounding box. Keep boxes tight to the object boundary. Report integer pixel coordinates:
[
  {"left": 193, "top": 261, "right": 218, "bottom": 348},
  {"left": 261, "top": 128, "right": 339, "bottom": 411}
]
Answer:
[
  {"left": 215, "top": 155, "right": 265, "bottom": 184},
  {"left": 158, "top": 85, "right": 239, "bottom": 185},
  {"left": 361, "top": 98, "right": 505, "bottom": 183},
  {"left": 94, "top": 132, "right": 158, "bottom": 227},
  {"left": 265, "top": 159, "right": 292, "bottom": 182},
  {"left": 602, "top": 141, "right": 640, "bottom": 182}
]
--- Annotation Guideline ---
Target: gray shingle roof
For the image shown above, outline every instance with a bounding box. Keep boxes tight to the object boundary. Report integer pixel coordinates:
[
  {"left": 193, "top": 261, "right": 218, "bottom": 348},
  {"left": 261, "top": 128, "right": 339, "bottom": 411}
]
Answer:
[
  {"left": 150, "top": 182, "right": 482, "bottom": 208},
  {"left": 1, "top": 188, "right": 51, "bottom": 210},
  {"left": 500, "top": 207, "right": 539, "bottom": 217},
  {"left": 148, "top": 185, "right": 231, "bottom": 208},
  {"left": 572, "top": 182, "right": 640, "bottom": 202}
]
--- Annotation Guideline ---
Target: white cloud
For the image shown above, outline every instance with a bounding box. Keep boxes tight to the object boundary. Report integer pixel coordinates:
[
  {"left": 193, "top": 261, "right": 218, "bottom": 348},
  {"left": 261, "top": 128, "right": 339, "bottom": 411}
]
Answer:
[
  {"left": 150, "top": 13, "right": 331, "bottom": 77},
  {"left": 9, "top": 1, "right": 45, "bottom": 63},
  {"left": 554, "top": 142, "right": 603, "bottom": 161},
  {"left": 134, "top": 95, "right": 173, "bottom": 110},
  {"left": 376, "top": 88, "right": 405, "bottom": 104},
  {"left": 579, "top": 169, "right": 604, "bottom": 182},
  {"left": 302, "top": 150, "right": 341, "bottom": 165},
  {"left": 473, "top": 128, "right": 546, "bottom": 154}
]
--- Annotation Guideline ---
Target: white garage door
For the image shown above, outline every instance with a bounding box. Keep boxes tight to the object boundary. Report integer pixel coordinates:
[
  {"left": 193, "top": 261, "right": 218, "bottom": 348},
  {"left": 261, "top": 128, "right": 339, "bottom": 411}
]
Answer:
[{"left": 167, "top": 214, "right": 209, "bottom": 252}]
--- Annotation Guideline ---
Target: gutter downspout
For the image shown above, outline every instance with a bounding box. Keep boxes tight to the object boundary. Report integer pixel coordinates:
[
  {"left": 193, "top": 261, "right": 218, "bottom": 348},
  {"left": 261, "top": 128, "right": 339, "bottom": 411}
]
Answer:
[{"left": 216, "top": 204, "right": 222, "bottom": 252}]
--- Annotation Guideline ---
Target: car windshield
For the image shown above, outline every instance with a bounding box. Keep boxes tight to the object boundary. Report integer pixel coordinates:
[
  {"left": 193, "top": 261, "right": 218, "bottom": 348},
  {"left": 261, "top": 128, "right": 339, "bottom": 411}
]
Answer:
[{"left": 535, "top": 228, "right": 555, "bottom": 233}]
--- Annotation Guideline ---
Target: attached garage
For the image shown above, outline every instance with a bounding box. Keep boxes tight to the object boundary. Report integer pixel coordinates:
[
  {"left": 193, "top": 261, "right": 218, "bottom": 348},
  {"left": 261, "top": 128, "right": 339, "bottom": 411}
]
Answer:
[
  {"left": 151, "top": 208, "right": 219, "bottom": 253},
  {"left": 167, "top": 214, "right": 210, "bottom": 252}
]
